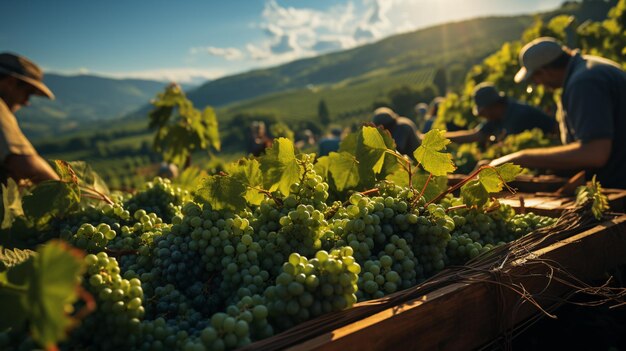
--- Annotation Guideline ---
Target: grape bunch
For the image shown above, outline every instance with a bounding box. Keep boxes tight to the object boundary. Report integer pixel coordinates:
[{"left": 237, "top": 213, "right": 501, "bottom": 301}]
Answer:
[
  {"left": 264, "top": 248, "right": 360, "bottom": 331},
  {"left": 124, "top": 177, "right": 189, "bottom": 222},
  {"left": 68, "top": 252, "right": 144, "bottom": 350}
]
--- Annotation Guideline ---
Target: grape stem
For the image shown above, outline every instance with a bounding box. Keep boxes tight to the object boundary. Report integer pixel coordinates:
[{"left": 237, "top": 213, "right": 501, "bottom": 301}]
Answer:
[
  {"left": 80, "top": 187, "right": 114, "bottom": 205},
  {"left": 250, "top": 186, "right": 283, "bottom": 207},
  {"left": 427, "top": 165, "right": 515, "bottom": 207},
  {"left": 445, "top": 204, "right": 467, "bottom": 213}
]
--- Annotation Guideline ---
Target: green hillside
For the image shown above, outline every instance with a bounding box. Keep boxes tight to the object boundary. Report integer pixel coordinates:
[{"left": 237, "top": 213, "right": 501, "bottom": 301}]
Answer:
[
  {"left": 34, "top": 0, "right": 615, "bottom": 163},
  {"left": 18, "top": 74, "right": 168, "bottom": 139},
  {"left": 188, "top": 16, "right": 532, "bottom": 110}
]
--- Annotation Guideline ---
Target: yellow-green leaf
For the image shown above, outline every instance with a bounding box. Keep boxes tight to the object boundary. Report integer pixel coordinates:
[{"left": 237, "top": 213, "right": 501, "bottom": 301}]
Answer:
[{"left": 413, "top": 129, "right": 456, "bottom": 176}]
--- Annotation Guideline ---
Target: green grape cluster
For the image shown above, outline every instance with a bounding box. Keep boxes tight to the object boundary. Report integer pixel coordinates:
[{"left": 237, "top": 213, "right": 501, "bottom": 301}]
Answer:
[
  {"left": 68, "top": 252, "right": 144, "bottom": 350},
  {"left": 68, "top": 223, "right": 117, "bottom": 252},
  {"left": 357, "top": 234, "right": 417, "bottom": 301},
  {"left": 264, "top": 248, "right": 360, "bottom": 331},
  {"left": 124, "top": 177, "right": 189, "bottom": 222},
  {"left": 447, "top": 205, "right": 556, "bottom": 265}
]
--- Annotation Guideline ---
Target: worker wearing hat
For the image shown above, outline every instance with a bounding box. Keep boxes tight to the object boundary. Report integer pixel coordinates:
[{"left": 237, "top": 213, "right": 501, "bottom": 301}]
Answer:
[
  {"left": 372, "top": 107, "right": 421, "bottom": 157},
  {"left": 0, "top": 52, "right": 59, "bottom": 184},
  {"left": 445, "top": 82, "right": 556, "bottom": 144},
  {"left": 490, "top": 37, "right": 626, "bottom": 189}
]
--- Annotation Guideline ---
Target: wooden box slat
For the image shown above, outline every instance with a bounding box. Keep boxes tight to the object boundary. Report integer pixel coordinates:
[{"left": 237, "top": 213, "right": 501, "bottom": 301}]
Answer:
[{"left": 500, "top": 189, "right": 626, "bottom": 216}]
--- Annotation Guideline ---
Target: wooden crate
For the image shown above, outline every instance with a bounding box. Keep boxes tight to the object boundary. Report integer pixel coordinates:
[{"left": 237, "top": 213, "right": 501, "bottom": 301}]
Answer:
[
  {"left": 242, "top": 216, "right": 626, "bottom": 351},
  {"left": 499, "top": 188, "right": 626, "bottom": 217},
  {"left": 286, "top": 215, "right": 626, "bottom": 351}
]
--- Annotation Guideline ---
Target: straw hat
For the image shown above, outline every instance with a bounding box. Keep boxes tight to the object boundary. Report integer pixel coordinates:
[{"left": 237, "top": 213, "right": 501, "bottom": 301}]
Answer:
[{"left": 0, "top": 52, "right": 54, "bottom": 99}]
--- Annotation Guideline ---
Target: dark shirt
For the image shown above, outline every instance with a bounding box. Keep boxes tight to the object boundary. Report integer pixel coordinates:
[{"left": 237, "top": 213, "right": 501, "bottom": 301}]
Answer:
[
  {"left": 391, "top": 117, "right": 421, "bottom": 156},
  {"left": 318, "top": 137, "right": 340, "bottom": 157},
  {"left": 560, "top": 53, "right": 626, "bottom": 189},
  {"left": 477, "top": 98, "right": 557, "bottom": 138}
]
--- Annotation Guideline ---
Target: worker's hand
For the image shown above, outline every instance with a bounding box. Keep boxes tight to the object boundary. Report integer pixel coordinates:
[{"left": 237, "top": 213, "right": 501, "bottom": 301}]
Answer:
[{"left": 489, "top": 151, "right": 523, "bottom": 168}]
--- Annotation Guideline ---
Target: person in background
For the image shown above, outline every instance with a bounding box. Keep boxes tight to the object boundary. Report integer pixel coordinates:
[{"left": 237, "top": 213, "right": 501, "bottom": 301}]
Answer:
[
  {"left": 295, "top": 129, "right": 316, "bottom": 150},
  {"left": 490, "top": 37, "right": 626, "bottom": 189},
  {"left": 157, "top": 162, "right": 179, "bottom": 179},
  {"left": 318, "top": 127, "right": 343, "bottom": 157},
  {"left": 0, "top": 53, "right": 59, "bottom": 184},
  {"left": 445, "top": 82, "right": 556, "bottom": 144},
  {"left": 414, "top": 102, "right": 429, "bottom": 129},
  {"left": 422, "top": 97, "right": 444, "bottom": 133},
  {"left": 247, "top": 121, "right": 272, "bottom": 157},
  {"left": 372, "top": 107, "right": 421, "bottom": 158}
]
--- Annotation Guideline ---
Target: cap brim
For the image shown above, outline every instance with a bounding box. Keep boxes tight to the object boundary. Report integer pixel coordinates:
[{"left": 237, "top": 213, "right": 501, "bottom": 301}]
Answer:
[
  {"left": 514, "top": 67, "right": 531, "bottom": 83},
  {"left": 472, "top": 105, "right": 480, "bottom": 116}
]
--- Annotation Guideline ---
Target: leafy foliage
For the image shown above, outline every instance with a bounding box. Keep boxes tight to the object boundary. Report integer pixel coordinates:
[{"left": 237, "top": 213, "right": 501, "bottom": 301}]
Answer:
[
  {"left": 575, "top": 175, "right": 610, "bottom": 220},
  {"left": 259, "top": 138, "right": 303, "bottom": 195},
  {"left": 148, "top": 83, "right": 221, "bottom": 168},
  {"left": 413, "top": 129, "right": 456, "bottom": 176},
  {"left": 195, "top": 175, "right": 248, "bottom": 212},
  {"left": 0, "top": 241, "right": 85, "bottom": 349},
  {"left": 460, "top": 164, "right": 522, "bottom": 207}
]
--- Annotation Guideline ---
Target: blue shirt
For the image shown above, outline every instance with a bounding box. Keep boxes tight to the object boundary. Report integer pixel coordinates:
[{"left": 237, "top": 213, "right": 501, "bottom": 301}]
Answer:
[
  {"left": 560, "top": 53, "right": 626, "bottom": 189},
  {"left": 318, "top": 137, "right": 340, "bottom": 157}
]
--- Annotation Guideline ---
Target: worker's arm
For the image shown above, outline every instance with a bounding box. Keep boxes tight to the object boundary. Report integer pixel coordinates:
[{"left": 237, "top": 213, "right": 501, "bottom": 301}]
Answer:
[
  {"left": 489, "top": 139, "right": 612, "bottom": 170},
  {"left": 445, "top": 129, "right": 486, "bottom": 144},
  {"left": 4, "top": 153, "right": 60, "bottom": 184}
]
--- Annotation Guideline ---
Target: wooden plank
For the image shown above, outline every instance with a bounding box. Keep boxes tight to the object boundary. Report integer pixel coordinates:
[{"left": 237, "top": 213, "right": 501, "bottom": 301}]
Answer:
[
  {"left": 289, "top": 216, "right": 626, "bottom": 351},
  {"left": 500, "top": 189, "right": 626, "bottom": 217}
]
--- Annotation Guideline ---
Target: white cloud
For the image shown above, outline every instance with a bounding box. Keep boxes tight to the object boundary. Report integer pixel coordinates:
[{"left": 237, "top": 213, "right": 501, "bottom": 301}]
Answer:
[
  {"left": 190, "top": 46, "right": 244, "bottom": 61},
  {"left": 51, "top": 67, "right": 227, "bottom": 84},
  {"left": 185, "top": 0, "right": 424, "bottom": 69}
]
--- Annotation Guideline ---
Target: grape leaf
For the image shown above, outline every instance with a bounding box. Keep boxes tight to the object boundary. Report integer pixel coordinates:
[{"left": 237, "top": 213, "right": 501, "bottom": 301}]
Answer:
[
  {"left": 386, "top": 170, "right": 448, "bottom": 202},
  {"left": 51, "top": 160, "right": 78, "bottom": 184},
  {"left": 52, "top": 161, "right": 110, "bottom": 196},
  {"left": 1, "top": 178, "right": 24, "bottom": 230},
  {"left": 195, "top": 175, "right": 247, "bottom": 212},
  {"left": 460, "top": 179, "right": 490, "bottom": 207},
  {"left": 460, "top": 163, "right": 521, "bottom": 207},
  {"left": 338, "top": 126, "right": 399, "bottom": 189},
  {"left": 477, "top": 163, "right": 522, "bottom": 193},
  {"left": 328, "top": 152, "right": 360, "bottom": 191},
  {"left": 22, "top": 181, "right": 80, "bottom": 223},
  {"left": 0, "top": 241, "right": 85, "bottom": 349},
  {"left": 0, "top": 262, "right": 30, "bottom": 331},
  {"left": 575, "top": 175, "right": 609, "bottom": 220},
  {"left": 259, "top": 138, "right": 302, "bottom": 195},
  {"left": 225, "top": 158, "right": 265, "bottom": 206},
  {"left": 413, "top": 129, "right": 456, "bottom": 176},
  {"left": 313, "top": 155, "right": 330, "bottom": 180},
  {"left": 28, "top": 241, "right": 85, "bottom": 349}
]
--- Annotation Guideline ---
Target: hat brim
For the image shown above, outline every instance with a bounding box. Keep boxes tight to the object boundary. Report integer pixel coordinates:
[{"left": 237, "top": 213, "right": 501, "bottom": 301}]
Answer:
[
  {"left": 0, "top": 67, "right": 55, "bottom": 100},
  {"left": 514, "top": 67, "right": 532, "bottom": 83}
]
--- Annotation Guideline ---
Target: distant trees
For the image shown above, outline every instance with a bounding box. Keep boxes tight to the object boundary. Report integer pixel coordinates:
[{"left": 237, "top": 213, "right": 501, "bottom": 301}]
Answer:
[
  {"left": 433, "top": 67, "right": 448, "bottom": 96},
  {"left": 318, "top": 99, "right": 331, "bottom": 125}
]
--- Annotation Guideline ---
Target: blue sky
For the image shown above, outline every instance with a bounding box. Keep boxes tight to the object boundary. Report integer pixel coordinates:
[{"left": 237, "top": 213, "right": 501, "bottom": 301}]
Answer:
[{"left": 1, "top": 0, "right": 564, "bottom": 84}]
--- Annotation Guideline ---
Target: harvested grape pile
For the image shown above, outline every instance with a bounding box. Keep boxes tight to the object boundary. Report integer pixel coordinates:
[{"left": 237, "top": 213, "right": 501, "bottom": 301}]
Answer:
[{"left": 0, "top": 130, "right": 558, "bottom": 351}]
